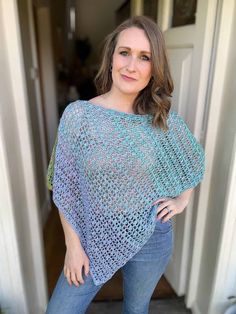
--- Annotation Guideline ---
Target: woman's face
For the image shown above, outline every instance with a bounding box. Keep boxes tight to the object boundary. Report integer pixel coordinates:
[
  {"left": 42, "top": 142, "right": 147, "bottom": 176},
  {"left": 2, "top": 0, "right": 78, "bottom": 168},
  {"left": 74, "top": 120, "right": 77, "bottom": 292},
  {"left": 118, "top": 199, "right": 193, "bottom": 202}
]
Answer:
[{"left": 111, "top": 27, "right": 152, "bottom": 97}]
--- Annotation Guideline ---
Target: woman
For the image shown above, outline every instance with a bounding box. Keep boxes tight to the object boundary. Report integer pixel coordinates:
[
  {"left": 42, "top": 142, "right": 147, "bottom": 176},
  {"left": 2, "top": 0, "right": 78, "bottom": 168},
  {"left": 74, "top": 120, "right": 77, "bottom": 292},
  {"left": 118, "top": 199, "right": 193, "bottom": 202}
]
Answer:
[{"left": 45, "top": 16, "right": 205, "bottom": 314}]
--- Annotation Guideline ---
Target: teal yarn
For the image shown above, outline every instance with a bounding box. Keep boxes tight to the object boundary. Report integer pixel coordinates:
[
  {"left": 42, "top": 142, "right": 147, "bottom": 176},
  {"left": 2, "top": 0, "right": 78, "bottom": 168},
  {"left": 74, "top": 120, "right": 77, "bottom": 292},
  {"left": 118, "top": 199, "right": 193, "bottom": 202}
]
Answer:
[{"left": 47, "top": 100, "right": 205, "bottom": 285}]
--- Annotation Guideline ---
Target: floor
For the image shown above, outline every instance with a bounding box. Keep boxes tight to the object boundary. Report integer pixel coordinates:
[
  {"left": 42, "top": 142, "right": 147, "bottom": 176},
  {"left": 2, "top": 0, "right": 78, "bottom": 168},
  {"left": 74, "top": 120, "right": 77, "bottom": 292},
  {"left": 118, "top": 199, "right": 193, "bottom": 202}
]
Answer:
[{"left": 87, "top": 297, "right": 192, "bottom": 314}]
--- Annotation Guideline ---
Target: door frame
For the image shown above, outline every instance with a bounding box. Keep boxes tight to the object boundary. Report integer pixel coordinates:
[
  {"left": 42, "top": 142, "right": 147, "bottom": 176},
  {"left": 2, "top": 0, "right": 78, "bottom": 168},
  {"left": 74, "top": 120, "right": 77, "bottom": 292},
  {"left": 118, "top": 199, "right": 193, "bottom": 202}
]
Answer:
[
  {"left": 0, "top": 0, "right": 48, "bottom": 312},
  {"left": 156, "top": 0, "right": 219, "bottom": 298},
  {"left": 187, "top": 0, "right": 236, "bottom": 310}
]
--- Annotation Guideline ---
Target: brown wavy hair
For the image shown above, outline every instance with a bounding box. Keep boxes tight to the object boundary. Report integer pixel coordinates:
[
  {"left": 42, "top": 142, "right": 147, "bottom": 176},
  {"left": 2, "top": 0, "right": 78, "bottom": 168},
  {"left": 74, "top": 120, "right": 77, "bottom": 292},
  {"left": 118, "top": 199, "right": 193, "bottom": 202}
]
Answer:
[{"left": 94, "top": 15, "right": 174, "bottom": 130}]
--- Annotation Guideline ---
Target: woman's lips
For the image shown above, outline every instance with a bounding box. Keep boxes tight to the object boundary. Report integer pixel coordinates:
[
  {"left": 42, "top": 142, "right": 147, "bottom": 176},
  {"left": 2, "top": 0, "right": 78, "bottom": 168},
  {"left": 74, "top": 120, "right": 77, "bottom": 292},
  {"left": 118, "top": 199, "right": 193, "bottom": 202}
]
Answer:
[{"left": 121, "top": 74, "right": 137, "bottom": 81}]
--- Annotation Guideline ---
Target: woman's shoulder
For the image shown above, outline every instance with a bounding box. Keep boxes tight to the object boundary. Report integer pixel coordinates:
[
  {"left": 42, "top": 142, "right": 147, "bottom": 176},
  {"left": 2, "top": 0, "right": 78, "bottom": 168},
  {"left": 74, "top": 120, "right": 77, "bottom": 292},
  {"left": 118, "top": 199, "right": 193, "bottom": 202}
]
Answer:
[
  {"left": 58, "top": 100, "right": 89, "bottom": 136},
  {"left": 168, "top": 109, "right": 182, "bottom": 121},
  {"left": 60, "top": 99, "right": 88, "bottom": 123},
  {"left": 167, "top": 110, "right": 187, "bottom": 129},
  {"left": 61, "top": 99, "right": 85, "bottom": 116}
]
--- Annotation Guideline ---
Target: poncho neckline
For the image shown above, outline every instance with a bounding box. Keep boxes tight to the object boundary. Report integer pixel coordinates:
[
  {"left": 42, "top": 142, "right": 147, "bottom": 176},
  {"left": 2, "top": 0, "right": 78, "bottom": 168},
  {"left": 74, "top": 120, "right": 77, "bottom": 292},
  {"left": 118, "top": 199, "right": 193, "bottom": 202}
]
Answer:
[{"left": 84, "top": 100, "right": 152, "bottom": 120}]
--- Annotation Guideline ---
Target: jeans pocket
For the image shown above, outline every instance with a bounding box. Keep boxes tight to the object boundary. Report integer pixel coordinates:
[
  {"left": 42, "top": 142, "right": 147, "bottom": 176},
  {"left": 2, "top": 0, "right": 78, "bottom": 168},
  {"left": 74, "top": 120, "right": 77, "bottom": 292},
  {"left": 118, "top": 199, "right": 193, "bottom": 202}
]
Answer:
[{"left": 155, "top": 217, "right": 173, "bottom": 233}]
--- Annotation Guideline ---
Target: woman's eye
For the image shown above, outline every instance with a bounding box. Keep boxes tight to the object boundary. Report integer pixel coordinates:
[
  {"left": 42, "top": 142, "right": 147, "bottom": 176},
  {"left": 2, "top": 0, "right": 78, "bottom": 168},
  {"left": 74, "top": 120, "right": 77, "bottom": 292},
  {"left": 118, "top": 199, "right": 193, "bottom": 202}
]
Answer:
[
  {"left": 141, "top": 55, "right": 151, "bottom": 61},
  {"left": 119, "top": 51, "right": 151, "bottom": 61},
  {"left": 120, "top": 51, "right": 129, "bottom": 56}
]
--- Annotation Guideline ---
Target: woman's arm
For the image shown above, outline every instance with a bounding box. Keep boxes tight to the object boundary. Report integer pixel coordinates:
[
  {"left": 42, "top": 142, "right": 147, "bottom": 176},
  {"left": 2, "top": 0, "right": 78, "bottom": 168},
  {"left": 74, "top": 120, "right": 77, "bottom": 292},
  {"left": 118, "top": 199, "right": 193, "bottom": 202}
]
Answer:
[
  {"left": 58, "top": 212, "right": 90, "bottom": 286},
  {"left": 175, "top": 188, "right": 194, "bottom": 208},
  {"left": 152, "top": 187, "right": 194, "bottom": 222},
  {"left": 59, "top": 211, "right": 83, "bottom": 248}
]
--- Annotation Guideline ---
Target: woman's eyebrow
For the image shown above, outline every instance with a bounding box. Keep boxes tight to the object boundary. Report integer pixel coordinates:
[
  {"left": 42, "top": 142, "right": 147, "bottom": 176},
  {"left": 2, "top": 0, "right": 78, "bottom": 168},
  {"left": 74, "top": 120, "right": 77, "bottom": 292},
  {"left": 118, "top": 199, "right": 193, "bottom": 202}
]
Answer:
[{"left": 118, "top": 46, "right": 151, "bottom": 54}]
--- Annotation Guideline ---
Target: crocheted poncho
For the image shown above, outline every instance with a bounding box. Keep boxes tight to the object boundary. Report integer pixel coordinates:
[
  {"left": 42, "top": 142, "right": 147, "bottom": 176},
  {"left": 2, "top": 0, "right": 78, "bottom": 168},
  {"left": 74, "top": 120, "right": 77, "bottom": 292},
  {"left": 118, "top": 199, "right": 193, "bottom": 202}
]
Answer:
[{"left": 46, "top": 100, "right": 205, "bottom": 286}]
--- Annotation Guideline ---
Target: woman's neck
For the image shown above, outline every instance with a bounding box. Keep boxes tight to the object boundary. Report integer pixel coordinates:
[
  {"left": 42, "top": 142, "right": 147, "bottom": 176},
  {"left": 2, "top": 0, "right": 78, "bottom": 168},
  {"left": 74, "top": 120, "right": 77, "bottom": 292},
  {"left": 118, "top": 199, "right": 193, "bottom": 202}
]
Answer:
[{"left": 103, "top": 88, "right": 138, "bottom": 114}]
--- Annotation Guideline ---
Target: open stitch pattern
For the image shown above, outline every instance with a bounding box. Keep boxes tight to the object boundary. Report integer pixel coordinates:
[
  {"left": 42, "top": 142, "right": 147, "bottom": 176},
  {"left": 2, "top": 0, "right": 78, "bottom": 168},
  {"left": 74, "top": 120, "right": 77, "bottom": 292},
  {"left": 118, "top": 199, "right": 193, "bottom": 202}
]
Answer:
[{"left": 46, "top": 100, "right": 205, "bottom": 285}]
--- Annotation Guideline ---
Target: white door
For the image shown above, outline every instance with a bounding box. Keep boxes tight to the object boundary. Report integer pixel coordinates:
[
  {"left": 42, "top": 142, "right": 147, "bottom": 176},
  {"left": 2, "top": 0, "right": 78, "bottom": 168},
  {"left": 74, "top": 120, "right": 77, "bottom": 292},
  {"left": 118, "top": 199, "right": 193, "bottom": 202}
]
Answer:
[{"left": 157, "top": 0, "right": 217, "bottom": 295}]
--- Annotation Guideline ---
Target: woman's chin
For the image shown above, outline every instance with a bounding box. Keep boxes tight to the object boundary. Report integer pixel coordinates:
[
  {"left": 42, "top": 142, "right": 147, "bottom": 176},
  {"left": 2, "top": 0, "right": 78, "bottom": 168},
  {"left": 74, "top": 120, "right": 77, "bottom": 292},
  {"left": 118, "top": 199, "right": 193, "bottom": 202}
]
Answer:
[{"left": 116, "top": 85, "right": 142, "bottom": 96}]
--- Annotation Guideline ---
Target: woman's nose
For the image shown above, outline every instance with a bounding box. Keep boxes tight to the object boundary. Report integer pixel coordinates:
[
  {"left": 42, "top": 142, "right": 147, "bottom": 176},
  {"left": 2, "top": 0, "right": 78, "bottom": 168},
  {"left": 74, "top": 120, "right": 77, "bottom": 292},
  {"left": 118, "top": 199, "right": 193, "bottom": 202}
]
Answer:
[{"left": 126, "top": 57, "right": 137, "bottom": 72}]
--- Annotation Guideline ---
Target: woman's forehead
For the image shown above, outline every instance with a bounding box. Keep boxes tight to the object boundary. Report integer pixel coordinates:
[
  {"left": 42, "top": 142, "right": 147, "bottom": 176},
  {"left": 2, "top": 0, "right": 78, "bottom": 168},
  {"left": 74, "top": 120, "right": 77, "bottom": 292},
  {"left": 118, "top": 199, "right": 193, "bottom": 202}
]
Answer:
[{"left": 116, "top": 27, "right": 151, "bottom": 52}]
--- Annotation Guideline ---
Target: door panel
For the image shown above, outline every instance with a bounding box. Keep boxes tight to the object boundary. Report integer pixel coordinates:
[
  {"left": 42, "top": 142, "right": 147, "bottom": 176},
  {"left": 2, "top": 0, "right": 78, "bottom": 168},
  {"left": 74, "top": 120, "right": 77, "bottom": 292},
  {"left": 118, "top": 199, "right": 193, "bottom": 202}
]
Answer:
[{"left": 168, "top": 48, "right": 192, "bottom": 119}]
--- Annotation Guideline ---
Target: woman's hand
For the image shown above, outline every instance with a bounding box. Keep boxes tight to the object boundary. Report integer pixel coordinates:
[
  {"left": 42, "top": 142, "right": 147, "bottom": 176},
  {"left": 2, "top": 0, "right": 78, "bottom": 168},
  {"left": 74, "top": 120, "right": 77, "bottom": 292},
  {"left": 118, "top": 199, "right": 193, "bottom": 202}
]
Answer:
[
  {"left": 152, "top": 188, "right": 194, "bottom": 222},
  {"left": 64, "top": 242, "right": 90, "bottom": 287}
]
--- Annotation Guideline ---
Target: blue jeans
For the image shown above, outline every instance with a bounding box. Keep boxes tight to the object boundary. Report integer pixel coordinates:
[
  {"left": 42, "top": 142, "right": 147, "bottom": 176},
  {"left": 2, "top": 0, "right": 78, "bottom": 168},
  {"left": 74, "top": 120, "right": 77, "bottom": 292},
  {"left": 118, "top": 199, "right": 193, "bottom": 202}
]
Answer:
[{"left": 45, "top": 218, "right": 173, "bottom": 314}]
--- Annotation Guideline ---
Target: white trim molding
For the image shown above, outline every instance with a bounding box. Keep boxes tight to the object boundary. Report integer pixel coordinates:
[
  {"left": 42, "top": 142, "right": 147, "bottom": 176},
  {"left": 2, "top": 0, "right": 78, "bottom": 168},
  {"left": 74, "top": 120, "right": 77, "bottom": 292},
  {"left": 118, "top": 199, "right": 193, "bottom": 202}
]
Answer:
[{"left": 0, "top": 0, "right": 48, "bottom": 313}]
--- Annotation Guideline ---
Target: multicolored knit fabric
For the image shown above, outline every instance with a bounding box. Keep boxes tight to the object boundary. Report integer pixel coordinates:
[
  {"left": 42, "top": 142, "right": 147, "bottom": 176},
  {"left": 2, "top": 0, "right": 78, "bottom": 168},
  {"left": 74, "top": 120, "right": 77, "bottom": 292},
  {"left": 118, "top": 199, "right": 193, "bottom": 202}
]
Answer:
[{"left": 46, "top": 100, "right": 205, "bottom": 285}]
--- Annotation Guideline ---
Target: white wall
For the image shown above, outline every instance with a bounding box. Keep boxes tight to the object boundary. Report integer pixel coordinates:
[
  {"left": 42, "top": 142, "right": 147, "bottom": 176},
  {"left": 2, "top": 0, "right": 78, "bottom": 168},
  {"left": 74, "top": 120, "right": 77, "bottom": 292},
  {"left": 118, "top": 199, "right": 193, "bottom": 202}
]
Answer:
[{"left": 0, "top": 3, "right": 28, "bottom": 312}]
